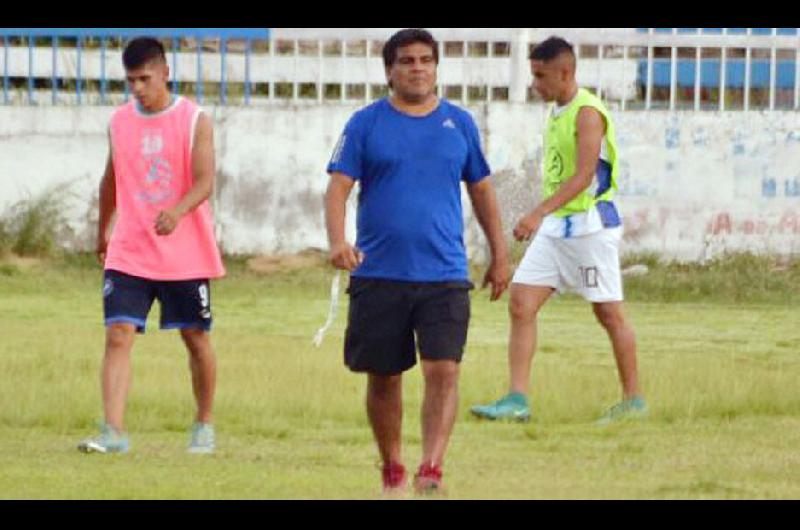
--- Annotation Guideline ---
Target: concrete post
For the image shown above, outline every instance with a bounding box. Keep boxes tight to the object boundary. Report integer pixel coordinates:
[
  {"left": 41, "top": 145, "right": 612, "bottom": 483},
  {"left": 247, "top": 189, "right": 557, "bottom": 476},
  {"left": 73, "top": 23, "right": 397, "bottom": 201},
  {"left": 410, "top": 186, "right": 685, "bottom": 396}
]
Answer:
[{"left": 509, "top": 28, "right": 530, "bottom": 103}]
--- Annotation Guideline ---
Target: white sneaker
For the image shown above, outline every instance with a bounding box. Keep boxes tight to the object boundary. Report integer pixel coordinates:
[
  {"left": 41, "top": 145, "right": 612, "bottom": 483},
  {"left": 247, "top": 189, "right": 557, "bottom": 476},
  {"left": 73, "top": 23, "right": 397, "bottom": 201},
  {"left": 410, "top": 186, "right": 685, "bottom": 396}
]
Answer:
[
  {"left": 77, "top": 423, "right": 130, "bottom": 454},
  {"left": 188, "top": 422, "right": 215, "bottom": 454}
]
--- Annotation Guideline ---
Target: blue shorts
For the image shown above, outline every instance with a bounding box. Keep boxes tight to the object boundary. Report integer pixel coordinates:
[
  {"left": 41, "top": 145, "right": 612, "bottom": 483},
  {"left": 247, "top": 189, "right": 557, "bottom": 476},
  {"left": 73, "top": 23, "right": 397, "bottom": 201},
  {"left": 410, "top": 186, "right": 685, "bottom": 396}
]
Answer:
[{"left": 103, "top": 269, "right": 213, "bottom": 333}]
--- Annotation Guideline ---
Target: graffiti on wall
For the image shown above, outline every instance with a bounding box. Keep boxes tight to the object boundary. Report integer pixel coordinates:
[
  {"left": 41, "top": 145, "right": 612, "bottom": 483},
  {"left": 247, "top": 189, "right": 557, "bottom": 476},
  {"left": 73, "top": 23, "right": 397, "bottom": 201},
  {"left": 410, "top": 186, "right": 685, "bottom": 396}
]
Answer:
[{"left": 708, "top": 210, "right": 800, "bottom": 236}]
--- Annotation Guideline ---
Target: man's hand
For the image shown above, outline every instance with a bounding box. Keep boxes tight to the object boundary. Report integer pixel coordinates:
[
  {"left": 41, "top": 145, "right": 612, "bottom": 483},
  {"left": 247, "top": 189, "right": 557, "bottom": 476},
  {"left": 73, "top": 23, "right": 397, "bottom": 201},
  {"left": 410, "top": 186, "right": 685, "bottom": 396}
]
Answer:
[
  {"left": 96, "top": 235, "right": 108, "bottom": 265},
  {"left": 330, "top": 241, "right": 365, "bottom": 271},
  {"left": 155, "top": 208, "right": 181, "bottom": 236},
  {"left": 482, "top": 256, "right": 511, "bottom": 301},
  {"left": 513, "top": 209, "right": 544, "bottom": 242}
]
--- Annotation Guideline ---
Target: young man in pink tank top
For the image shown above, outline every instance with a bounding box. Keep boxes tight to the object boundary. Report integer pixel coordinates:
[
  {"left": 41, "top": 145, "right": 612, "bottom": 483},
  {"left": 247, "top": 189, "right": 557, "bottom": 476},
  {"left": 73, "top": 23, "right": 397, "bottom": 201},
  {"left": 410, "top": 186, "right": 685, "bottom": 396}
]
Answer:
[{"left": 78, "top": 37, "right": 226, "bottom": 455}]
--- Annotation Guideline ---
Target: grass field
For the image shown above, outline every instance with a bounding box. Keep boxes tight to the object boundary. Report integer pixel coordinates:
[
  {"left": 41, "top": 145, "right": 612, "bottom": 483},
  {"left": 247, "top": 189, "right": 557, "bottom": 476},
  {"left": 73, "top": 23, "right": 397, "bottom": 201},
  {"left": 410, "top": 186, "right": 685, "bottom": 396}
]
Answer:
[{"left": 1, "top": 254, "right": 799, "bottom": 499}]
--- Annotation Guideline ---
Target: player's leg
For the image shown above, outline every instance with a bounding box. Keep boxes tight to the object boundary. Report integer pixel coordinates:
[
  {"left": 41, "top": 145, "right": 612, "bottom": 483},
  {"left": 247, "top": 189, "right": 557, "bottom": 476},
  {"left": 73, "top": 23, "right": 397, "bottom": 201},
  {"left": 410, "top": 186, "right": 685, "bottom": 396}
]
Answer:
[
  {"left": 180, "top": 328, "right": 216, "bottom": 425},
  {"left": 592, "top": 301, "right": 646, "bottom": 423},
  {"left": 417, "top": 359, "right": 459, "bottom": 492},
  {"left": 593, "top": 301, "right": 639, "bottom": 399},
  {"left": 366, "top": 372, "right": 404, "bottom": 488},
  {"left": 79, "top": 270, "right": 153, "bottom": 453},
  {"left": 158, "top": 278, "right": 217, "bottom": 452},
  {"left": 471, "top": 233, "right": 559, "bottom": 422},
  {"left": 345, "top": 278, "right": 415, "bottom": 493},
  {"left": 181, "top": 328, "right": 217, "bottom": 453},
  {"left": 575, "top": 227, "right": 646, "bottom": 423},
  {"left": 508, "top": 284, "right": 555, "bottom": 396},
  {"left": 102, "top": 323, "right": 137, "bottom": 432},
  {"left": 78, "top": 324, "right": 137, "bottom": 454},
  {"left": 414, "top": 285, "right": 471, "bottom": 493}
]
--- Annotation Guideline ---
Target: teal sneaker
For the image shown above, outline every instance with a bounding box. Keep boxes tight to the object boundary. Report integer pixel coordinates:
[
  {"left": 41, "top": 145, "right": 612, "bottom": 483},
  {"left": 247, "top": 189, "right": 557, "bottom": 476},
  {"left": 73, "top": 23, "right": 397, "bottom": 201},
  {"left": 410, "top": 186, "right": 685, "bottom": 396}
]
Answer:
[
  {"left": 596, "top": 396, "right": 648, "bottom": 425},
  {"left": 77, "top": 423, "right": 130, "bottom": 454},
  {"left": 188, "top": 422, "right": 215, "bottom": 454},
  {"left": 470, "top": 392, "right": 531, "bottom": 422}
]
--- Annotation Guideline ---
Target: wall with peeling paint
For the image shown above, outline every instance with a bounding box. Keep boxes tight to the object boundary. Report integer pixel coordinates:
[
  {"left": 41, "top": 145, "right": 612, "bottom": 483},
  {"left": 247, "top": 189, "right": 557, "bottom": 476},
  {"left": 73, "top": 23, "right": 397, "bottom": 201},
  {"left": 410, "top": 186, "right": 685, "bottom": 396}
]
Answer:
[{"left": 1, "top": 104, "right": 799, "bottom": 262}]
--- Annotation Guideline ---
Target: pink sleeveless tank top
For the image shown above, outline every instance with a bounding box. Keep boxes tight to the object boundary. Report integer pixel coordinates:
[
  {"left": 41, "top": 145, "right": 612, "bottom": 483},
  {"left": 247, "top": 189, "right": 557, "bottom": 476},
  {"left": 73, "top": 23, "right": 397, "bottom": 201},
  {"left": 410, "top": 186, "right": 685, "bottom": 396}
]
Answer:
[{"left": 105, "top": 96, "right": 225, "bottom": 280}]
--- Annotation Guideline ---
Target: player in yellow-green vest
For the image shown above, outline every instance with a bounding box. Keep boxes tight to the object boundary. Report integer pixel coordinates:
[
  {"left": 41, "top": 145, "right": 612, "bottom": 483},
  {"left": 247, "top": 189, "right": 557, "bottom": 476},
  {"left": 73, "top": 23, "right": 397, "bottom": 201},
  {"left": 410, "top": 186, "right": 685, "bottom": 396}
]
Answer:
[{"left": 471, "top": 36, "right": 646, "bottom": 424}]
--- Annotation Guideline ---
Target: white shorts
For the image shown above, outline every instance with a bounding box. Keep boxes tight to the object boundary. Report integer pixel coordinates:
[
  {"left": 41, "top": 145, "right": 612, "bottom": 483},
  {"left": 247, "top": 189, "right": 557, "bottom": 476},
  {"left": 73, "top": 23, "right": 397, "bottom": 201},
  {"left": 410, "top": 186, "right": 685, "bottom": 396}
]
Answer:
[{"left": 512, "top": 227, "right": 624, "bottom": 302}]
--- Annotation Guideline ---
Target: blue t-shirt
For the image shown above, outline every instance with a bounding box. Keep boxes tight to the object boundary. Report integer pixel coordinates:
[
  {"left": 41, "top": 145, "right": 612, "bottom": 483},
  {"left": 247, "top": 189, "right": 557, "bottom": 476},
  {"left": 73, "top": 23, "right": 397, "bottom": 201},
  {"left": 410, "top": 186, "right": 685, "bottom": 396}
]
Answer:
[{"left": 327, "top": 98, "right": 491, "bottom": 282}]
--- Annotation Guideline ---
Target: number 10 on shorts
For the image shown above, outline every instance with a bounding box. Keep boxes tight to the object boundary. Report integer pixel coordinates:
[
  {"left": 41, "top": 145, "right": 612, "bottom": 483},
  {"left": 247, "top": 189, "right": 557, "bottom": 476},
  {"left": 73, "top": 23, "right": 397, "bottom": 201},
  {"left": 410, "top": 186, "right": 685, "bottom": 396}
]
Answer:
[{"left": 579, "top": 266, "right": 599, "bottom": 289}]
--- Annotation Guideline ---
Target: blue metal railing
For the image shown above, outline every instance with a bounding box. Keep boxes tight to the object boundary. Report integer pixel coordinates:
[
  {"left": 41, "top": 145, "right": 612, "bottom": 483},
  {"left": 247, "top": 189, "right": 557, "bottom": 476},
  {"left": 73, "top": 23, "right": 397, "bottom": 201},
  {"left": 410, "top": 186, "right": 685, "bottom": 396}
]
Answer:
[
  {"left": 639, "top": 59, "right": 799, "bottom": 89},
  {"left": 0, "top": 28, "right": 269, "bottom": 105},
  {"left": 636, "top": 28, "right": 798, "bottom": 35}
]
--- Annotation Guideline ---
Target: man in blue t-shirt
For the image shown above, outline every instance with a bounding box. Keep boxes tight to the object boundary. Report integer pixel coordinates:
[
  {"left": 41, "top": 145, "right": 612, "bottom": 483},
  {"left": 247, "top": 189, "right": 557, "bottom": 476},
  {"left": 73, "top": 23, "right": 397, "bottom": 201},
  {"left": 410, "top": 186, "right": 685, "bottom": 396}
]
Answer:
[{"left": 325, "top": 28, "right": 510, "bottom": 495}]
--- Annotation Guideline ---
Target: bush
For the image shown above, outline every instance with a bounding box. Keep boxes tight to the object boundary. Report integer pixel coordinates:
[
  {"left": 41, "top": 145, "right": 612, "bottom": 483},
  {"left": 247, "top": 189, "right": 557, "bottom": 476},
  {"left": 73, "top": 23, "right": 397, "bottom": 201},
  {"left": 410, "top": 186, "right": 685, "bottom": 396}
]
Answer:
[
  {"left": 0, "top": 189, "right": 70, "bottom": 258},
  {"left": 0, "top": 218, "right": 11, "bottom": 257},
  {"left": 623, "top": 251, "right": 800, "bottom": 304}
]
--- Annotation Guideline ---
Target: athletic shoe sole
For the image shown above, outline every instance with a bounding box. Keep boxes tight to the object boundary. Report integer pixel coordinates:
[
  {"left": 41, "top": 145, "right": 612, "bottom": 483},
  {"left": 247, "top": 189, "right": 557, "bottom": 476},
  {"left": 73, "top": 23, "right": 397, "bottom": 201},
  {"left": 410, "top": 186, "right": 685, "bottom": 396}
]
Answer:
[
  {"left": 470, "top": 409, "right": 531, "bottom": 423},
  {"left": 77, "top": 442, "right": 128, "bottom": 454}
]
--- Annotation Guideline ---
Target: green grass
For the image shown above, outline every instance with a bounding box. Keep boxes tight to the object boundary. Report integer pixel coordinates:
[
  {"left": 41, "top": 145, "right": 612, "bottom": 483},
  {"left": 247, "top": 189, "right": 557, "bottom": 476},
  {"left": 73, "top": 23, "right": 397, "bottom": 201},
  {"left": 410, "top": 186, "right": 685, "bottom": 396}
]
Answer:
[
  {"left": 621, "top": 251, "right": 800, "bottom": 304},
  {"left": 1, "top": 255, "right": 800, "bottom": 499}
]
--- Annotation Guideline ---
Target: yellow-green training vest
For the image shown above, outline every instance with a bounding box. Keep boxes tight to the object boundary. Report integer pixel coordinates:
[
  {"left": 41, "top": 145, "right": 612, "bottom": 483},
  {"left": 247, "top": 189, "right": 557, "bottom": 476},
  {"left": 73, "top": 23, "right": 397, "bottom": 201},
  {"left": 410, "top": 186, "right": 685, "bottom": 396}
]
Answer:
[{"left": 543, "top": 88, "right": 619, "bottom": 217}]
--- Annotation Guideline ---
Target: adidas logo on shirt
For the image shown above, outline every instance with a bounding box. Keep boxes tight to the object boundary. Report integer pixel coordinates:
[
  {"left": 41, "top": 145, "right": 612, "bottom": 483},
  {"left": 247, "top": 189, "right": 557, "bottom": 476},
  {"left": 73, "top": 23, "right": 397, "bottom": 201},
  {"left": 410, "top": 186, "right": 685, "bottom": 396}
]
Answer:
[{"left": 442, "top": 118, "right": 456, "bottom": 129}]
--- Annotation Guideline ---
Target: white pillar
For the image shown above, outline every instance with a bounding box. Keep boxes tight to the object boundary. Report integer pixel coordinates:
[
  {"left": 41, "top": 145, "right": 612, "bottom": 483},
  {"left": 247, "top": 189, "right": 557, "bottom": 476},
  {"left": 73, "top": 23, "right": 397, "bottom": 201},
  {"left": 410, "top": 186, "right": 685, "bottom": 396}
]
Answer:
[{"left": 509, "top": 28, "right": 530, "bottom": 103}]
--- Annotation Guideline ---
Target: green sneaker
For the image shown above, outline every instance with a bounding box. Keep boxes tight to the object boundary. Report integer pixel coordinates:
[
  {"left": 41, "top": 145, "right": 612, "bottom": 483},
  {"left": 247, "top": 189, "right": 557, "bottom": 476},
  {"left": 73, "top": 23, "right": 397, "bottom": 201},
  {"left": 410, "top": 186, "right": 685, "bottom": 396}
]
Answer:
[
  {"left": 596, "top": 396, "right": 648, "bottom": 425},
  {"left": 470, "top": 392, "right": 531, "bottom": 422},
  {"left": 188, "top": 422, "right": 215, "bottom": 454},
  {"left": 77, "top": 423, "right": 130, "bottom": 454}
]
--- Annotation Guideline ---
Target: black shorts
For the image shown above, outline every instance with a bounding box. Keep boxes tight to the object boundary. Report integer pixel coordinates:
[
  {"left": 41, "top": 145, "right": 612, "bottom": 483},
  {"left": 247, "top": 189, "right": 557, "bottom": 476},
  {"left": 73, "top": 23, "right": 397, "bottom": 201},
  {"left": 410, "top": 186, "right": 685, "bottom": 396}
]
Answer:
[
  {"left": 344, "top": 277, "right": 472, "bottom": 375},
  {"left": 103, "top": 269, "right": 213, "bottom": 334}
]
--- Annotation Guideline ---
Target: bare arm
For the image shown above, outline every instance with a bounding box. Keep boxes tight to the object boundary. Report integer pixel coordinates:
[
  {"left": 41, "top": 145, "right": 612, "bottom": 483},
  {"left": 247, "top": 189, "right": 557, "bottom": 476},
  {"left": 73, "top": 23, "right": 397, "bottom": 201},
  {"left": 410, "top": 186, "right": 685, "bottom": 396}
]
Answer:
[
  {"left": 467, "top": 177, "right": 510, "bottom": 300},
  {"left": 97, "top": 144, "right": 116, "bottom": 264},
  {"left": 513, "top": 106, "right": 605, "bottom": 241},
  {"left": 324, "top": 172, "right": 364, "bottom": 270},
  {"left": 155, "top": 112, "right": 215, "bottom": 235}
]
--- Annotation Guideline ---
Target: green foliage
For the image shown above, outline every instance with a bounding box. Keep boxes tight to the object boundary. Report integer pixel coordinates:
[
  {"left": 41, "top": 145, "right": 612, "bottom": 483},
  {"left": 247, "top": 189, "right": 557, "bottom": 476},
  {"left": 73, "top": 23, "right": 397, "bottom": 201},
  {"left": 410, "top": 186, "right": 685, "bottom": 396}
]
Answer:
[
  {"left": 621, "top": 251, "right": 663, "bottom": 270},
  {"left": 0, "top": 263, "right": 18, "bottom": 276},
  {"left": 0, "top": 189, "right": 70, "bottom": 258},
  {"left": 60, "top": 251, "right": 102, "bottom": 270},
  {"left": 622, "top": 252, "right": 800, "bottom": 304},
  {"left": 0, "top": 218, "right": 11, "bottom": 257}
]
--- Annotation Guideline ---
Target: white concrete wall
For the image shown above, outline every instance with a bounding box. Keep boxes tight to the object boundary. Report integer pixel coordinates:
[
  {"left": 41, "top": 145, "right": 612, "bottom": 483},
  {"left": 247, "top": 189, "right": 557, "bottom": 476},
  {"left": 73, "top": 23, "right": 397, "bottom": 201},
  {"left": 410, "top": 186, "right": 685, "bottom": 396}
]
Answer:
[{"left": 1, "top": 103, "right": 799, "bottom": 262}]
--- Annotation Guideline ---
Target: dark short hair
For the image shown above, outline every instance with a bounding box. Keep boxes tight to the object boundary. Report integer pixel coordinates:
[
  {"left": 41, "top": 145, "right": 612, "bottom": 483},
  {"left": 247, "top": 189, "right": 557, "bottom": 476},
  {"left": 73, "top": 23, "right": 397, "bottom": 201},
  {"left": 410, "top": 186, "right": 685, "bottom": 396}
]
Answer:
[
  {"left": 122, "top": 37, "right": 166, "bottom": 70},
  {"left": 382, "top": 28, "right": 439, "bottom": 69},
  {"left": 529, "top": 36, "right": 575, "bottom": 62}
]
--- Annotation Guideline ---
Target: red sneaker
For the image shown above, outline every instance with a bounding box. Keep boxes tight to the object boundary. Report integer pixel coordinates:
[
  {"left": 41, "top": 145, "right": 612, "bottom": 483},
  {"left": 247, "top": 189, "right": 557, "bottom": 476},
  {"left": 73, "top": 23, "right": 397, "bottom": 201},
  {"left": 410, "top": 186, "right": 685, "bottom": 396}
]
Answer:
[
  {"left": 413, "top": 463, "right": 444, "bottom": 495},
  {"left": 382, "top": 462, "right": 407, "bottom": 493}
]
